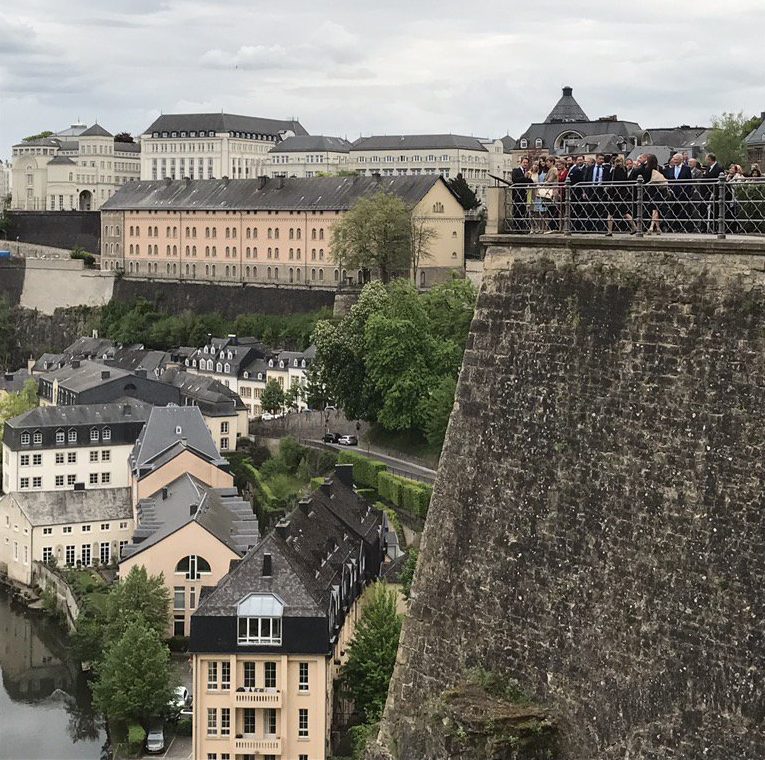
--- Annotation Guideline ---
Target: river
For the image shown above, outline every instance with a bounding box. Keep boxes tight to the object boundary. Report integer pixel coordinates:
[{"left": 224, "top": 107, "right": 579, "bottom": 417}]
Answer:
[{"left": 0, "top": 589, "right": 107, "bottom": 760}]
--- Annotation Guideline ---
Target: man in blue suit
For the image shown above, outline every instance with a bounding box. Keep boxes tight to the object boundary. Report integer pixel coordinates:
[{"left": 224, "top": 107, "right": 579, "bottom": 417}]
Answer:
[{"left": 664, "top": 153, "right": 694, "bottom": 231}]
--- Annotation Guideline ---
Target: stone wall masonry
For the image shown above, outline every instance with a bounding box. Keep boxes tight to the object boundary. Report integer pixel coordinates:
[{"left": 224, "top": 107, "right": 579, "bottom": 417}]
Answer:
[
  {"left": 32, "top": 562, "right": 81, "bottom": 633},
  {"left": 112, "top": 278, "right": 336, "bottom": 318},
  {"left": 6, "top": 211, "right": 101, "bottom": 254},
  {"left": 373, "top": 235, "right": 765, "bottom": 759}
]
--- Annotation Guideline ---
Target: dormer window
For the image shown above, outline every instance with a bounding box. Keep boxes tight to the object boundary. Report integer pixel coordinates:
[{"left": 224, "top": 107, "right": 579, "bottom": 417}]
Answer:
[
  {"left": 224, "top": 363, "right": 231, "bottom": 373},
  {"left": 33, "top": 431, "right": 42, "bottom": 446},
  {"left": 203, "top": 346, "right": 209, "bottom": 354},
  {"left": 258, "top": 373, "right": 263, "bottom": 380},
  {"left": 227, "top": 351, "right": 233, "bottom": 360},
  {"left": 535, "top": 138, "right": 543, "bottom": 149},
  {"left": 90, "top": 428, "right": 99, "bottom": 442},
  {"left": 293, "top": 359, "right": 298, "bottom": 367},
  {"left": 268, "top": 360, "right": 273, "bottom": 368},
  {"left": 68, "top": 429, "right": 77, "bottom": 443},
  {"left": 186, "top": 359, "right": 190, "bottom": 366},
  {"left": 520, "top": 139, "right": 528, "bottom": 149},
  {"left": 243, "top": 371, "right": 249, "bottom": 379},
  {"left": 301, "top": 360, "right": 306, "bottom": 368},
  {"left": 216, "top": 362, "right": 223, "bottom": 372},
  {"left": 21, "top": 433, "right": 30, "bottom": 446},
  {"left": 102, "top": 427, "right": 111, "bottom": 441},
  {"left": 279, "top": 361, "right": 284, "bottom": 368},
  {"left": 237, "top": 594, "right": 283, "bottom": 645},
  {"left": 55, "top": 430, "right": 65, "bottom": 444}
]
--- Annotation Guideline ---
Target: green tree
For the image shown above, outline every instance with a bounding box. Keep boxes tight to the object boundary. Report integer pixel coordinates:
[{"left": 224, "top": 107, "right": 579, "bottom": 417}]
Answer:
[
  {"left": 409, "top": 216, "right": 436, "bottom": 285},
  {"left": 331, "top": 193, "right": 412, "bottom": 283},
  {"left": 339, "top": 582, "right": 402, "bottom": 723},
  {"left": 420, "top": 375, "right": 457, "bottom": 447},
  {"left": 0, "top": 379, "right": 38, "bottom": 430},
  {"left": 91, "top": 616, "right": 174, "bottom": 727},
  {"left": 708, "top": 112, "right": 757, "bottom": 168},
  {"left": 399, "top": 548, "right": 419, "bottom": 600},
  {"left": 283, "top": 382, "right": 303, "bottom": 412},
  {"left": 114, "top": 132, "right": 135, "bottom": 143},
  {"left": 303, "top": 363, "right": 331, "bottom": 410},
  {"left": 261, "top": 379, "right": 285, "bottom": 415},
  {"left": 447, "top": 173, "right": 481, "bottom": 210},
  {"left": 23, "top": 130, "right": 54, "bottom": 142}
]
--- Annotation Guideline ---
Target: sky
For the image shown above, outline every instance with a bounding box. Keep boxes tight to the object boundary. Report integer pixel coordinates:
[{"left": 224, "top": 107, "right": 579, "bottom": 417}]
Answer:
[{"left": 1, "top": 0, "right": 764, "bottom": 157}]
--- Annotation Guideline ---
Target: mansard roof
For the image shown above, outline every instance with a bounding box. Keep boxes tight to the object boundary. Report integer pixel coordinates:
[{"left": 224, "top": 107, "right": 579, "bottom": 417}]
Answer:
[
  {"left": 143, "top": 113, "right": 308, "bottom": 139},
  {"left": 545, "top": 86, "right": 589, "bottom": 123},
  {"left": 351, "top": 134, "right": 487, "bottom": 152},
  {"left": 269, "top": 135, "right": 352, "bottom": 154}
]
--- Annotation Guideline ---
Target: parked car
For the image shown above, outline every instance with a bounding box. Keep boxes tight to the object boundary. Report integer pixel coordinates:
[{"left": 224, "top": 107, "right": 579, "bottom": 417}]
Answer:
[
  {"left": 337, "top": 434, "right": 358, "bottom": 446},
  {"left": 169, "top": 686, "right": 189, "bottom": 711},
  {"left": 323, "top": 432, "right": 339, "bottom": 443},
  {"left": 145, "top": 722, "right": 165, "bottom": 753}
]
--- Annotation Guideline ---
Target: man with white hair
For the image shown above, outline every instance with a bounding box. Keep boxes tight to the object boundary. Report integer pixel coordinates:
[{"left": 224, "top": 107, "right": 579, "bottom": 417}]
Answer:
[{"left": 664, "top": 152, "right": 693, "bottom": 231}]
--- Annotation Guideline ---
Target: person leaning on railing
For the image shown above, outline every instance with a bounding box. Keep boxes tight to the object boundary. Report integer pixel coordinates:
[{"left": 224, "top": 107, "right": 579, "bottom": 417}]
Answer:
[
  {"left": 510, "top": 157, "right": 534, "bottom": 233},
  {"left": 606, "top": 156, "right": 637, "bottom": 236},
  {"left": 643, "top": 154, "right": 668, "bottom": 235}
]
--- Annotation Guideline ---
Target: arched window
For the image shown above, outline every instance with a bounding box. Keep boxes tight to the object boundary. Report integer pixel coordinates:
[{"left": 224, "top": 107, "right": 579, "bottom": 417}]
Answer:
[
  {"left": 232, "top": 265, "right": 236, "bottom": 277},
  {"left": 268, "top": 227, "right": 273, "bottom": 239},
  {"left": 334, "top": 268, "right": 339, "bottom": 281},
  {"left": 535, "top": 138, "right": 543, "bottom": 149},
  {"left": 311, "top": 268, "right": 316, "bottom": 281},
  {"left": 318, "top": 268, "right": 324, "bottom": 281},
  {"left": 225, "top": 265, "right": 230, "bottom": 276},
  {"left": 224, "top": 363, "right": 230, "bottom": 373},
  {"left": 319, "top": 228, "right": 324, "bottom": 240},
  {"left": 519, "top": 139, "right": 528, "bottom": 149},
  {"left": 267, "top": 266, "right": 272, "bottom": 279},
  {"left": 246, "top": 266, "right": 250, "bottom": 277},
  {"left": 175, "top": 555, "right": 212, "bottom": 580},
  {"left": 274, "top": 228, "right": 279, "bottom": 240},
  {"left": 274, "top": 267, "right": 279, "bottom": 280},
  {"left": 319, "top": 248, "right": 324, "bottom": 261},
  {"left": 311, "top": 229, "right": 317, "bottom": 240},
  {"left": 296, "top": 229, "right": 301, "bottom": 240},
  {"left": 232, "top": 228, "right": 237, "bottom": 239},
  {"left": 289, "top": 228, "right": 294, "bottom": 240},
  {"left": 296, "top": 268, "right": 301, "bottom": 281}
]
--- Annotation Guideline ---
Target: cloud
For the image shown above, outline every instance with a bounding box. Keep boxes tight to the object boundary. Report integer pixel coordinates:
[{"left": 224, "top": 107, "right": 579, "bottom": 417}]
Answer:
[{"left": 200, "top": 44, "right": 291, "bottom": 70}]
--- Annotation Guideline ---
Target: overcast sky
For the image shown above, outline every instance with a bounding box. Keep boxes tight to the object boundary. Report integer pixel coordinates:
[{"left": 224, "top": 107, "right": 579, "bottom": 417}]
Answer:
[{"left": 1, "top": 0, "right": 764, "bottom": 157}]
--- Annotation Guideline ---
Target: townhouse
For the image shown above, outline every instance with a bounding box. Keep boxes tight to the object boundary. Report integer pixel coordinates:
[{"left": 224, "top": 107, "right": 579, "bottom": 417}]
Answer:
[{"left": 189, "top": 463, "right": 386, "bottom": 760}]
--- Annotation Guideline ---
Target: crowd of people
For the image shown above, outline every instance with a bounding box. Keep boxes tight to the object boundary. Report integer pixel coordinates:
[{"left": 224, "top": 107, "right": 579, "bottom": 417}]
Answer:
[{"left": 510, "top": 151, "right": 764, "bottom": 235}]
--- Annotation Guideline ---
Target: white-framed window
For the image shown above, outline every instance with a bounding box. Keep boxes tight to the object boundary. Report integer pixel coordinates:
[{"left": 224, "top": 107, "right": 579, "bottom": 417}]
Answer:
[
  {"left": 299, "top": 662, "right": 309, "bottom": 691},
  {"left": 55, "top": 475, "right": 64, "bottom": 487},
  {"left": 20, "top": 478, "right": 29, "bottom": 489},
  {"left": 32, "top": 454, "right": 42, "bottom": 466},
  {"left": 67, "top": 474, "right": 76, "bottom": 485},
  {"left": 68, "top": 429, "right": 77, "bottom": 443},
  {"left": 32, "top": 476, "right": 42, "bottom": 488},
  {"left": 174, "top": 587, "right": 185, "bottom": 610},
  {"left": 33, "top": 432, "right": 42, "bottom": 445},
  {"left": 20, "top": 454, "right": 29, "bottom": 466},
  {"left": 101, "top": 472, "right": 111, "bottom": 484},
  {"left": 207, "top": 707, "right": 217, "bottom": 736},
  {"left": 82, "top": 524, "right": 91, "bottom": 533},
  {"left": 265, "top": 708, "right": 277, "bottom": 735},
  {"left": 20, "top": 433, "right": 30, "bottom": 446},
  {"left": 220, "top": 707, "right": 230, "bottom": 736},
  {"left": 119, "top": 521, "right": 128, "bottom": 529},
  {"left": 55, "top": 430, "right": 65, "bottom": 444},
  {"left": 63, "top": 526, "right": 72, "bottom": 534},
  {"left": 42, "top": 547, "right": 53, "bottom": 563},
  {"left": 89, "top": 473, "right": 98, "bottom": 485},
  {"left": 90, "top": 451, "right": 99, "bottom": 463},
  {"left": 264, "top": 661, "right": 276, "bottom": 688},
  {"left": 101, "top": 450, "right": 111, "bottom": 462},
  {"left": 298, "top": 708, "right": 308, "bottom": 738},
  {"left": 100, "top": 523, "right": 110, "bottom": 531},
  {"left": 100, "top": 542, "right": 110, "bottom": 564},
  {"left": 81, "top": 544, "right": 91, "bottom": 566},
  {"left": 207, "top": 661, "right": 218, "bottom": 690},
  {"left": 221, "top": 661, "right": 230, "bottom": 690},
  {"left": 68, "top": 452, "right": 77, "bottom": 464},
  {"left": 220, "top": 421, "right": 229, "bottom": 434},
  {"left": 65, "top": 545, "right": 75, "bottom": 565},
  {"left": 102, "top": 427, "right": 111, "bottom": 441},
  {"left": 220, "top": 437, "right": 229, "bottom": 450},
  {"left": 55, "top": 452, "right": 64, "bottom": 465},
  {"left": 43, "top": 527, "right": 52, "bottom": 535},
  {"left": 90, "top": 429, "right": 99, "bottom": 442}
]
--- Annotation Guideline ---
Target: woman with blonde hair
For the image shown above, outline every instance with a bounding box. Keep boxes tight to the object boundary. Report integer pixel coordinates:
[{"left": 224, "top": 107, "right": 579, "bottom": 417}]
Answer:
[{"left": 645, "top": 154, "right": 668, "bottom": 234}]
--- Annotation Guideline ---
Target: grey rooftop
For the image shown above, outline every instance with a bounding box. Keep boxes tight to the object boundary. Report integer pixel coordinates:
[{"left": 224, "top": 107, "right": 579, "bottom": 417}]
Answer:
[{"left": 5, "top": 487, "right": 132, "bottom": 527}]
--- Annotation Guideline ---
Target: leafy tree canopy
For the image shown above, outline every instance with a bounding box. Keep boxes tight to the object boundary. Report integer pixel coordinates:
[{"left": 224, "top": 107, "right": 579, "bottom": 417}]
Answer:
[
  {"left": 708, "top": 111, "right": 760, "bottom": 168},
  {"left": 339, "top": 582, "right": 402, "bottom": 723},
  {"left": 105, "top": 565, "right": 170, "bottom": 646},
  {"left": 23, "top": 131, "right": 54, "bottom": 142},
  {"left": 114, "top": 132, "right": 134, "bottom": 143},
  {"left": 261, "top": 378, "right": 285, "bottom": 414},
  {"left": 0, "top": 379, "right": 38, "bottom": 437},
  {"left": 447, "top": 173, "right": 481, "bottom": 210}
]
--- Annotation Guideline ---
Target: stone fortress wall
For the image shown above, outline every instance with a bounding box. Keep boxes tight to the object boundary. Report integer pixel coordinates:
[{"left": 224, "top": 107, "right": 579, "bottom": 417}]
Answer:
[{"left": 372, "top": 236, "right": 765, "bottom": 759}]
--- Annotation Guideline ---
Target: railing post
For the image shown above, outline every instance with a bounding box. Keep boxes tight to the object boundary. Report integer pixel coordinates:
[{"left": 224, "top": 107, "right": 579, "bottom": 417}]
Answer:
[
  {"left": 717, "top": 174, "right": 727, "bottom": 239},
  {"left": 563, "top": 177, "right": 572, "bottom": 236},
  {"left": 635, "top": 176, "right": 644, "bottom": 238}
]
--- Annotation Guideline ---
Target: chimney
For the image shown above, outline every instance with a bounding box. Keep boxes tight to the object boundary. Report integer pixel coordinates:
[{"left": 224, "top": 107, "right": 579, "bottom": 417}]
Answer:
[
  {"left": 189, "top": 503, "right": 197, "bottom": 516},
  {"left": 135, "top": 369, "right": 147, "bottom": 378},
  {"left": 122, "top": 403, "right": 132, "bottom": 416},
  {"left": 71, "top": 360, "right": 80, "bottom": 369},
  {"left": 162, "top": 487, "right": 168, "bottom": 500},
  {"left": 334, "top": 463, "right": 354, "bottom": 488},
  {"left": 164, "top": 176, "right": 172, "bottom": 186},
  {"left": 276, "top": 176, "right": 285, "bottom": 189},
  {"left": 183, "top": 176, "right": 191, "bottom": 186},
  {"left": 222, "top": 176, "right": 230, "bottom": 185},
  {"left": 275, "top": 518, "right": 290, "bottom": 540},
  {"left": 562, "top": 85, "right": 573, "bottom": 96},
  {"left": 262, "top": 552, "right": 273, "bottom": 577},
  {"left": 320, "top": 481, "right": 332, "bottom": 497},
  {"left": 372, "top": 172, "right": 382, "bottom": 183},
  {"left": 257, "top": 176, "right": 268, "bottom": 189},
  {"left": 101, "top": 370, "right": 110, "bottom": 380},
  {"left": 298, "top": 498, "right": 312, "bottom": 515},
  {"left": 3, "top": 373, "right": 12, "bottom": 382}
]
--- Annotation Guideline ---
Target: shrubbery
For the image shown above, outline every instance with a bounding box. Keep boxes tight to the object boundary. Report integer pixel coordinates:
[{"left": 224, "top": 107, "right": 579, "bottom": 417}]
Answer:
[
  {"left": 377, "top": 471, "right": 432, "bottom": 517},
  {"left": 337, "top": 450, "right": 387, "bottom": 489},
  {"left": 127, "top": 723, "right": 146, "bottom": 754}
]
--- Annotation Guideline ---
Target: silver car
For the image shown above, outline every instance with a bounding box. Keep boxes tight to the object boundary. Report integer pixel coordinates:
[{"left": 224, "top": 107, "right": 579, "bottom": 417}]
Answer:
[{"left": 146, "top": 723, "right": 165, "bottom": 753}]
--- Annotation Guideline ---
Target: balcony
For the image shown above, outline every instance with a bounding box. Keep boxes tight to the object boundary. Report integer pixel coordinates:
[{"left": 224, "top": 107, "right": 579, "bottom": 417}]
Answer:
[
  {"left": 234, "top": 736, "right": 281, "bottom": 753},
  {"left": 234, "top": 687, "right": 282, "bottom": 707}
]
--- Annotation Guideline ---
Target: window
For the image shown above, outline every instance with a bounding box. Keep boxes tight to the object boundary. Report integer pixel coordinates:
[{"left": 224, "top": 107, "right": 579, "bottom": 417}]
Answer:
[
  {"left": 220, "top": 707, "right": 230, "bottom": 736},
  {"left": 243, "top": 708, "right": 256, "bottom": 734},
  {"left": 119, "top": 521, "right": 128, "bottom": 529},
  {"left": 20, "top": 433, "right": 30, "bottom": 446},
  {"left": 89, "top": 473, "right": 98, "bottom": 485},
  {"left": 221, "top": 661, "right": 230, "bottom": 690},
  {"left": 55, "top": 430, "right": 65, "bottom": 444},
  {"left": 174, "top": 615, "right": 185, "bottom": 636},
  {"left": 32, "top": 476, "right": 42, "bottom": 488},
  {"left": 81, "top": 544, "right": 91, "bottom": 566},
  {"left": 20, "top": 478, "right": 29, "bottom": 489},
  {"left": 220, "top": 437, "right": 229, "bottom": 450},
  {"left": 299, "top": 662, "right": 309, "bottom": 691},
  {"left": 68, "top": 430, "right": 77, "bottom": 443},
  {"left": 65, "top": 545, "right": 75, "bottom": 565},
  {"left": 20, "top": 454, "right": 29, "bottom": 466},
  {"left": 102, "top": 450, "right": 111, "bottom": 462},
  {"left": 42, "top": 547, "right": 53, "bottom": 563},
  {"left": 244, "top": 661, "right": 256, "bottom": 688},
  {"left": 90, "top": 451, "right": 99, "bottom": 463},
  {"left": 82, "top": 524, "right": 91, "bottom": 533},
  {"left": 90, "top": 428, "right": 99, "bottom": 442},
  {"left": 68, "top": 452, "right": 77, "bottom": 464},
  {"left": 100, "top": 522, "right": 110, "bottom": 531},
  {"left": 237, "top": 615, "right": 282, "bottom": 646},
  {"left": 174, "top": 587, "right": 185, "bottom": 610},
  {"left": 265, "top": 708, "right": 277, "bottom": 735},
  {"left": 102, "top": 427, "right": 111, "bottom": 441},
  {"left": 175, "top": 554, "right": 211, "bottom": 580},
  {"left": 55, "top": 475, "right": 64, "bottom": 487},
  {"left": 33, "top": 432, "right": 42, "bottom": 445},
  {"left": 264, "top": 661, "right": 276, "bottom": 688},
  {"left": 43, "top": 527, "right": 53, "bottom": 535},
  {"left": 55, "top": 453, "right": 64, "bottom": 464},
  {"left": 67, "top": 474, "right": 76, "bottom": 485},
  {"left": 220, "top": 421, "right": 229, "bottom": 434},
  {"left": 298, "top": 708, "right": 309, "bottom": 738},
  {"left": 63, "top": 526, "right": 72, "bottom": 534},
  {"left": 101, "top": 473, "right": 111, "bottom": 484},
  {"left": 207, "top": 707, "right": 217, "bottom": 736},
  {"left": 100, "top": 542, "right": 110, "bottom": 565},
  {"left": 208, "top": 661, "right": 218, "bottom": 690}
]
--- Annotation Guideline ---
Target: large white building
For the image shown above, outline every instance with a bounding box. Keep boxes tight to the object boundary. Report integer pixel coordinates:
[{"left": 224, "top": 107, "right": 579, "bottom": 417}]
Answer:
[
  {"left": 139, "top": 113, "right": 308, "bottom": 182},
  {"left": 11, "top": 124, "right": 141, "bottom": 211},
  {"left": 264, "top": 135, "right": 353, "bottom": 178}
]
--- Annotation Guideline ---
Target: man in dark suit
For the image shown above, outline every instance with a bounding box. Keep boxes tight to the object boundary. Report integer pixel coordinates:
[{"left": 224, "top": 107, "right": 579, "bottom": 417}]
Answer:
[
  {"left": 583, "top": 154, "right": 611, "bottom": 232},
  {"left": 702, "top": 153, "right": 726, "bottom": 232},
  {"left": 567, "top": 155, "right": 586, "bottom": 232},
  {"left": 510, "top": 157, "right": 534, "bottom": 233},
  {"left": 664, "top": 152, "right": 694, "bottom": 231}
]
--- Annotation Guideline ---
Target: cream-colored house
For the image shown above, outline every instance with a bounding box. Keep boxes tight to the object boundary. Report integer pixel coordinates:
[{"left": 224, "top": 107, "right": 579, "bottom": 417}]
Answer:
[
  {"left": 2, "top": 401, "right": 151, "bottom": 495},
  {"left": 139, "top": 113, "right": 307, "bottom": 182},
  {"left": 120, "top": 473, "right": 258, "bottom": 637},
  {"left": 189, "top": 465, "right": 386, "bottom": 760},
  {"left": 101, "top": 174, "right": 465, "bottom": 288},
  {"left": 0, "top": 488, "right": 133, "bottom": 585},
  {"left": 11, "top": 124, "right": 140, "bottom": 212},
  {"left": 129, "top": 405, "right": 234, "bottom": 507},
  {"left": 264, "top": 136, "right": 352, "bottom": 178}
]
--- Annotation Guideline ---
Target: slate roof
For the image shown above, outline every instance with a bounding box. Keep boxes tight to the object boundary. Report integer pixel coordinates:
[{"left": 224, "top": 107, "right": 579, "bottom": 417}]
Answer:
[
  {"left": 39, "top": 360, "right": 132, "bottom": 392},
  {"left": 13, "top": 137, "right": 61, "bottom": 148},
  {"left": 569, "top": 133, "right": 629, "bottom": 155},
  {"left": 48, "top": 156, "right": 76, "bottom": 165},
  {"left": 269, "top": 135, "right": 352, "bottom": 154},
  {"left": 106, "top": 348, "right": 170, "bottom": 375},
  {"left": 61, "top": 337, "right": 117, "bottom": 362},
  {"left": 130, "top": 405, "right": 225, "bottom": 473},
  {"left": 121, "top": 473, "right": 259, "bottom": 561},
  {"left": 7, "top": 399, "right": 151, "bottom": 431},
  {"left": 80, "top": 123, "right": 113, "bottom": 138},
  {"left": 745, "top": 120, "right": 765, "bottom": 146},
  {"left": 195, "top": 466, "right": 383, "bottom": 619},
  {"left": 0, "top": 369, "right": 32, "bottom": 394},
  {"left": 143, "top": 114, "right": 308, "bottom": 139},
  {"left": 31, "top": 353, "right": 64, "bottom": 373},
  {"left": 7, "top": 488, "right": 132, "bottom": 527},
  {"left": 351, "top": 134, "right": 488, "bottom": 152},
  {"left": 114, "top": 142, "right": 141, "bottom": 153},
  {"left": 101, "top": 175, "right": 445, "bottom": 212},
  {"left": 188, "top": 337, "right": 266, "bottom": 377},
  {"left": 159, "top": 368, "right": 247, "bottom": 413},
  {"left": 518, "top": 119, "right": 643, "bottom": 154},
  {"left": 545, "top": 87, "right": 590, "bottom": 123},
  {"left": 644, "top": 127, "right": 708, "bottom": 147},
  {"left": 500, "top": 135, "right": 517, "bottom": 153}
]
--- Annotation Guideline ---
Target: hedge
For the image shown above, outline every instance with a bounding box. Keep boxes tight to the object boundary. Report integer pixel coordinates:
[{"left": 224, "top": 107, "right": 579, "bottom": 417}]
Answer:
[
  {"left": 242, "top": 461, "right": 276, "bottom": 506},
  {"left": 336, "top": 450, "right": 387, "bottom": 489},
  {"left": 310, "top": 476, "right": 325, "bottom": 490},
  {"left": 127, "top": 723, "right": 146, "bottom": 754},
  {"left": 378, "top": 471, "right": 432, "bottom": 517}
]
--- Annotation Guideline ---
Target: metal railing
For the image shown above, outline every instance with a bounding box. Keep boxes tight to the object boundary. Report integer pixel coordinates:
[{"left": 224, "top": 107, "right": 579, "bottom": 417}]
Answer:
[{"left": 504, "top": 176, "right": 765, "bottom": 238}]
